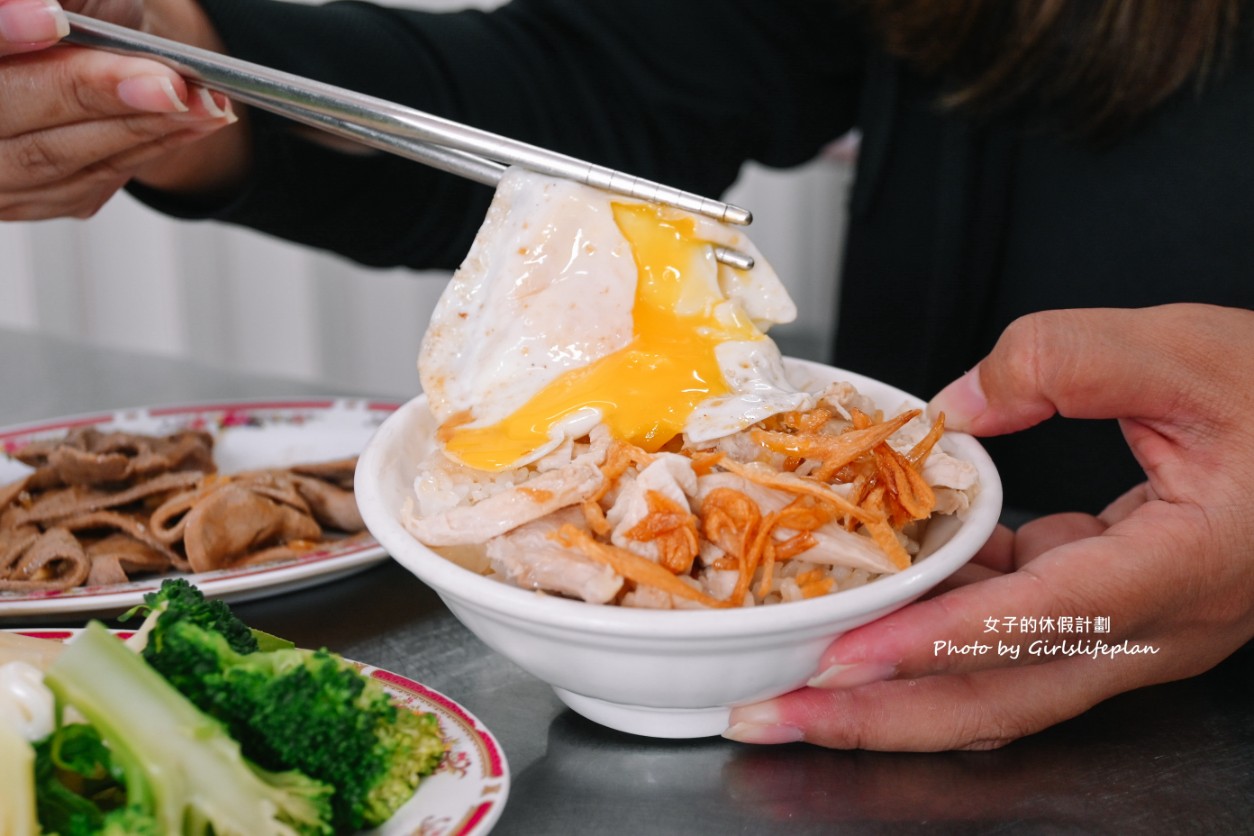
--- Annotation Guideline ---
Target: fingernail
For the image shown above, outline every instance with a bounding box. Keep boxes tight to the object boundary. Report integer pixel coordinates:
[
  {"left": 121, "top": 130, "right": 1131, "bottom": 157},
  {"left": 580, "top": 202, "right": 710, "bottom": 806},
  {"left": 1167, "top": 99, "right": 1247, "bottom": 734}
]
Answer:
[
  {"left": 194, "top": 86, "right": 231, "bottom": 119},
  {"left": 723, "top": 721, "right": 805, "bottom": 744},
  {"left": 928, "top": 366, "right": 987, "bottom": 432},
  {"left": 807, "top": 661, "right": 896, "bottom": 689},
  {"left": 171, "top": 88, "right": 237, "bottom": 128},
  {"left": 117, "top": 75, "right": 188, "bottom": 113},
  {"left": 0, "top": 0, "right": 69, "bottom": 43}
]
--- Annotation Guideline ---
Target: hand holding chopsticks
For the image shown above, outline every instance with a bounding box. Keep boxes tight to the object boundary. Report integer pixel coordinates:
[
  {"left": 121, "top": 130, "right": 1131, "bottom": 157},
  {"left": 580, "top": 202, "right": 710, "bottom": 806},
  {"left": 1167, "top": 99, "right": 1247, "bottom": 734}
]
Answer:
[{"left": 63, "top": 13, "right": 757, "bottom": 270}]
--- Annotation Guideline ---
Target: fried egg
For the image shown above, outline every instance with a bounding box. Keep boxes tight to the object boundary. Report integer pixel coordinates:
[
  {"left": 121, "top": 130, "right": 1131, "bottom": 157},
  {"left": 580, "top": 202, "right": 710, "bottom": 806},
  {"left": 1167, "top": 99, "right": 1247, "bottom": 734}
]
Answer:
[{"left": 419, "top": 167, "right": 811, "bottom": 472}]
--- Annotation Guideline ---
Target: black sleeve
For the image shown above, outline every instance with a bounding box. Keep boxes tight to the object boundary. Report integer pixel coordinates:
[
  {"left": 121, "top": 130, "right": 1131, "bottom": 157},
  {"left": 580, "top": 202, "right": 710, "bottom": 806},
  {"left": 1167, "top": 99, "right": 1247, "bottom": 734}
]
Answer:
[{"left": 130, "top": 0, "right": 866, "bottom": 270}]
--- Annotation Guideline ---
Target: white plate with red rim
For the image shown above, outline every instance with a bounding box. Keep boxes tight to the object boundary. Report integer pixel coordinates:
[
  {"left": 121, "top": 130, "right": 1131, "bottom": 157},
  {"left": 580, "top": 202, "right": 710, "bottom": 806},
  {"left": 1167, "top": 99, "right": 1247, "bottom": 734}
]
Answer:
[
  {"left": 14, "top": 628, "right": 510, "bottom": 836},
  {"left": 0, "top": 398, "right": 400, "bottom": 620}
]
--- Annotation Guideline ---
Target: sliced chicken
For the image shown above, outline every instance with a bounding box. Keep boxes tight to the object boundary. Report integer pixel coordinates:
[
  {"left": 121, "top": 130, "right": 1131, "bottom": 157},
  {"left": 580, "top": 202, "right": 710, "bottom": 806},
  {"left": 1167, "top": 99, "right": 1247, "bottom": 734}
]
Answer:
[
  {"left": 606, "top": 453, "right": 697, "bottom": 562},
  {"left": 486, "top": 509, "right": 623, "bottom": 604},
  {"left": 404, "top": 460, "right": 604, "bottom": 546},
  {"left": 922, "top": 454, "right": 981, "bottom": 515},
  {"left": 817, "top": 381, "right": 878, "bottom": 422},
  {"left": 697, "top": 470, "right": 900, "bottom": 574},
  {"left": 801, "top": 521, "right": 905, "bottom": 574}
]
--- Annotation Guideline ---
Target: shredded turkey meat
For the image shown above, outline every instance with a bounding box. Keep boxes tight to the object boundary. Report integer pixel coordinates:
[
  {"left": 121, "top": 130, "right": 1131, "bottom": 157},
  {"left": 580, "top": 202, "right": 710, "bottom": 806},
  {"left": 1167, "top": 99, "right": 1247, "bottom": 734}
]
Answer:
[{"left": 405, "top": 380, "right": 982, "bottom": 609}]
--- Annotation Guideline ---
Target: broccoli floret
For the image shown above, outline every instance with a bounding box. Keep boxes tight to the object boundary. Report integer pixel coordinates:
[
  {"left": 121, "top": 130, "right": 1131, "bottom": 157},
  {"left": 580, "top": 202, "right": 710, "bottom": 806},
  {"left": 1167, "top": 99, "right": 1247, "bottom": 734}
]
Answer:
[
  {"left": 96, "top": 805, "right": 162, "bottom": 836},
  {"left": 124, "top": 578, "right": 262, "bottom": 655},
  {"left": 143, "top": 619, "right": 445, "bottom": 832},
  {"left": 32, "top": 722, "right": 127, "bottom": 836},
  {"left": 43, "top": 622, "right": 335, "bottom": 836},
  {"left": 120, "top": 579, "right": 446, "bottom": 831},
  {"left": 222, "top": 648, "right": 446, "bottom": 829},
  {"left": 27, "top": 720, "right": 160, "bottom": 836}
]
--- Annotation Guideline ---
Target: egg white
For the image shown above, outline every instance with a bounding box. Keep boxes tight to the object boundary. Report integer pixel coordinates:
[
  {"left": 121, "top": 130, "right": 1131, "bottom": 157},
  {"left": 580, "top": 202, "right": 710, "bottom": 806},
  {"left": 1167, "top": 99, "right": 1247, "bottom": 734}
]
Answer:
[{"left": 418, "top": 167, "right": 810, "bottom": 470}]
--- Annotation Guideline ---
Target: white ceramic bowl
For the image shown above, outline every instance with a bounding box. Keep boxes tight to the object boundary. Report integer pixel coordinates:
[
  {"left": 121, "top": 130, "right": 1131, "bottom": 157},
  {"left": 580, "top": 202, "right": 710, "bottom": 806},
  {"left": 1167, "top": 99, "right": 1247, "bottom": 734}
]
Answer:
[{"left": 356, "top": 359, "right": 1002, "bottom": 739}]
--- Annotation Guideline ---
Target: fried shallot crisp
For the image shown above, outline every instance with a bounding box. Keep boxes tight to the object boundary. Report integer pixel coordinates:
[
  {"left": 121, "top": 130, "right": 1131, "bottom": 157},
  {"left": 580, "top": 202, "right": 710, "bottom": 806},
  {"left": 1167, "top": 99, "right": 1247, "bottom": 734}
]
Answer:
[
  {"left": 0, "top": 427, "right": 366, "bottom": 593},
  {"left": 404, "top": 381, "right": 981, "bottom": 609}
]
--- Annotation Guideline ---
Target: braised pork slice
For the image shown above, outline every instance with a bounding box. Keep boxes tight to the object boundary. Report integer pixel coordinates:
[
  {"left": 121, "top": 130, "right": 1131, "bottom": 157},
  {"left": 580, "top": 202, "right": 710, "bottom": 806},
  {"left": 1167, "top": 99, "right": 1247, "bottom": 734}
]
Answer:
[
  {"left": 85, "top": 534, "right": 175, "bottom": 586},
  {"left": 15, "top": 427, "right": 215, "bottom": 487},
  {"left": 182, "top": 482, "right": 322, "bottom": 573},
  {"left": 0, "top": 525, "right": 40, "bottom": 576},
  {"left": 0, "top": 527, "right": 90, "bottom": 591},
  {"left": 0, "top": 475, "right": 29, "bottom": 510},
  {"left": 12, "top": 470, "right": 203, "bottom": 527},
  {"left": 59, "top": 510, "right": 187, "bottom": 572},
  {"left": 289, "top": 457, "right": 357, "bottom": 490},
  {"left": 290, "top": 473, "right": 365, "bottom": 532},
  {"left": 2, "top": 424, "right": 368, "bottom": 591}
]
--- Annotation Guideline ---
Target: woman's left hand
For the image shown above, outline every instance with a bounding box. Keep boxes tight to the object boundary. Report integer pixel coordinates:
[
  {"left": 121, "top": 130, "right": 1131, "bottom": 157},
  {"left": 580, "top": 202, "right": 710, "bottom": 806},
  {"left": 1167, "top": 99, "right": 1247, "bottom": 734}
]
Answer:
[{"left": 724, "top": 304, "right": 1254, "bottom": 750}]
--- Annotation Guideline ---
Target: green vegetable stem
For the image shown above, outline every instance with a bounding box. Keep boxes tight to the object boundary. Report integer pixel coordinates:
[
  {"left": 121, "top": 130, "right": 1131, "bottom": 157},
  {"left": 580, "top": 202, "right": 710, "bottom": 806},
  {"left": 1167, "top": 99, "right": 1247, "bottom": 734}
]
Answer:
[{"left": 44, "top": 621, "right": 335, "bottom": 835}]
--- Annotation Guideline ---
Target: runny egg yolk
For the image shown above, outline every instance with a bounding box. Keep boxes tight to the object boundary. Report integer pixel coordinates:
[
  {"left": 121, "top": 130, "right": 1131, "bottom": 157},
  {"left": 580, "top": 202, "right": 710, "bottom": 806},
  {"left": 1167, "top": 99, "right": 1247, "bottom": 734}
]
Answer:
[{"left": 442, "top": 202, "right": 766, "bottom": 471}]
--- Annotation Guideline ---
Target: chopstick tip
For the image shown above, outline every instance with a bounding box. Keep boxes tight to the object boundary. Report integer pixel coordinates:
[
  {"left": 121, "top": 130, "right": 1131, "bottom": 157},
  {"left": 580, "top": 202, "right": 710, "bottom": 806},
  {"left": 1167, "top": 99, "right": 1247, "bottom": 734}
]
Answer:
[
  {"left": 714, "top": 246, "right": 755, "bottom": 271},
  {"left": 726, "top": 205, "right": 753, "bottom": 226}
]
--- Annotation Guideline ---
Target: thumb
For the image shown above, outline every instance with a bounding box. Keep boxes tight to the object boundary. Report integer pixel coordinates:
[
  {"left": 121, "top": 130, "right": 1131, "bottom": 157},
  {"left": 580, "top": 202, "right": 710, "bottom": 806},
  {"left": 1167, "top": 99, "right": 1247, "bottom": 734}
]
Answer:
[{"left": 928, "top": 304, "right": 1251, "bottom": 437}]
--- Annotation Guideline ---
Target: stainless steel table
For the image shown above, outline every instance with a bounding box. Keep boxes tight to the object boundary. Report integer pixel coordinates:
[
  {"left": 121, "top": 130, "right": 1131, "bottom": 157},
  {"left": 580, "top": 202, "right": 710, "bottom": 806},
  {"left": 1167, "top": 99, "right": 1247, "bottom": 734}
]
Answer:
[{"left": 3, "top": 327, "right": 1250, "bottom": 834}]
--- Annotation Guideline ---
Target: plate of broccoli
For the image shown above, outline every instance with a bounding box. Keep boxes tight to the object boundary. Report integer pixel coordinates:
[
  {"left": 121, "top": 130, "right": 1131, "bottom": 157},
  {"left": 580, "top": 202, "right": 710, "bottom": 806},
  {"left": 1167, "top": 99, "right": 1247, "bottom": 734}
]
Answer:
[{"left": 0, "top": 579, "right": 510, "bottom": 835}]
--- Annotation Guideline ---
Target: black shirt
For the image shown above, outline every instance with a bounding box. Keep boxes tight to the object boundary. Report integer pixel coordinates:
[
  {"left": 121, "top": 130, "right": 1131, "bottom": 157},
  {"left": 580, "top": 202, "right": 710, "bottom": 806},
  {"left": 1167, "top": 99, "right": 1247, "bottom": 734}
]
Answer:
[{"left": 136, "top": 0, "right": 1254, "bottom": 515}]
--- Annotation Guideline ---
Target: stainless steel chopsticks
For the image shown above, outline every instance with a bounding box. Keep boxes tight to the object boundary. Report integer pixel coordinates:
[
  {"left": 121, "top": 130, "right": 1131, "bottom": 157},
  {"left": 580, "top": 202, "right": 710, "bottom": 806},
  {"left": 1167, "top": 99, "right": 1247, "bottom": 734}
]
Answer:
[{"left": 63, "top": 13, "right": 757, "bottom": 269}]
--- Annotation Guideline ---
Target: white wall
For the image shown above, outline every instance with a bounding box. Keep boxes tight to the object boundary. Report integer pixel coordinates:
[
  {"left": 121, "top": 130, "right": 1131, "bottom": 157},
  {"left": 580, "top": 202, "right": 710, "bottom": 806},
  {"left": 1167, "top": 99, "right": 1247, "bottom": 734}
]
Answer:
[{"left": 0, "top": 0, "right": 852, "bottom": 397}]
